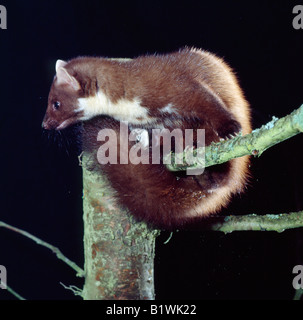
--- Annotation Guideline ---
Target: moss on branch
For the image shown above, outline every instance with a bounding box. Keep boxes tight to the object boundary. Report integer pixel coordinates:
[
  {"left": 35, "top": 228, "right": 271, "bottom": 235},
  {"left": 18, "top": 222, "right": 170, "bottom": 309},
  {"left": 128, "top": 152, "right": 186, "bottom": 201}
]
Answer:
[
  {"left": 166, "top": 104, "right": 303, "bottom": 171},
  {"left": 206, "top": 211, "right": 303, "bottom": 234}
]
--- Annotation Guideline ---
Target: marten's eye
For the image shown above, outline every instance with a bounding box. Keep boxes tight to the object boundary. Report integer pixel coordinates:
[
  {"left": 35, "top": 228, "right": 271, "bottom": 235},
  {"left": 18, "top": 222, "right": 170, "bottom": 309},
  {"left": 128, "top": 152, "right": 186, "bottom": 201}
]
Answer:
[{"left": 53, "top": 101, "right": 61, "bottom": 110}]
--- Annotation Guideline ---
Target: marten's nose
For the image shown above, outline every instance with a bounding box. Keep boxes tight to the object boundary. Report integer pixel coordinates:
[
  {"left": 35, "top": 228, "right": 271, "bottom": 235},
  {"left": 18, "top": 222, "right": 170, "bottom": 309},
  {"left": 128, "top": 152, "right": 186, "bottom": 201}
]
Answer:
[{"left": 42, "top": 116, "right": 58, "bottom": 130}]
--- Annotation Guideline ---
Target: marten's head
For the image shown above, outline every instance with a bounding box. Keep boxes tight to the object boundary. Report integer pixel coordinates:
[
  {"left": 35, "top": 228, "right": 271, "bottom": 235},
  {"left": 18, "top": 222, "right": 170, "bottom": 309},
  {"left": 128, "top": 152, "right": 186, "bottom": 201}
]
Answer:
[{"left": 42, "top": 60, "right": 84, "bottom": 130}]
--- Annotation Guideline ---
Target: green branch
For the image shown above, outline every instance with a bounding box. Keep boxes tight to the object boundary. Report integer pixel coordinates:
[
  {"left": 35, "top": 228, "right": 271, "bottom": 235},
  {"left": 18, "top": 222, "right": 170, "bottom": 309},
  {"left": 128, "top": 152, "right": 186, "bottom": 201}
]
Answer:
[
  {"left": 6, "top": 285, "right": 26, "bottom": 301},
  {"left": 205, "top": 211, "right": 303, "bottom": 234},
  {"left": 164, "top": 104, "right": 303, "bottom": 233},
  {"left": 166, "top": 104, "right": 303, "bottom": 171},
  {"left": 0, "top": 221, "right": 84, "bottom": 277}
]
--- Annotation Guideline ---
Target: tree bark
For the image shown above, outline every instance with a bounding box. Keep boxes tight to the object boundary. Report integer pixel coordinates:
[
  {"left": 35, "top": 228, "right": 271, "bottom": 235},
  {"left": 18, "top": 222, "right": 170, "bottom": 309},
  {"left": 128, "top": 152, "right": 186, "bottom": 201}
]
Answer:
[{"left": 81, "top": 153, "right": 160, "bottom": 300}]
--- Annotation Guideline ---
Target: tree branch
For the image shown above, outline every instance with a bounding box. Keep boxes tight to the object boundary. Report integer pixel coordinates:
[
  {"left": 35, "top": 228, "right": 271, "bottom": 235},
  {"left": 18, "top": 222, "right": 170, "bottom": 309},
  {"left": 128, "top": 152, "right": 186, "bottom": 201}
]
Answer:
[
  {"left": 204, "top": 211, "right": 303, "bottom": 233},
  {"left": 0, "top": 221, "right": 84, "bottom": 277},
  {"left": 294, "top": 288, "right": 303, "bottom": 300},
  {"left": 81, "top": 153, "right": 160, "bottom": 300},
  {"left": 166, "top": 104, "right": 303, "bottom": 171},
  {"left": 6, "top": 285, "right": 26, "bottom": 300}
]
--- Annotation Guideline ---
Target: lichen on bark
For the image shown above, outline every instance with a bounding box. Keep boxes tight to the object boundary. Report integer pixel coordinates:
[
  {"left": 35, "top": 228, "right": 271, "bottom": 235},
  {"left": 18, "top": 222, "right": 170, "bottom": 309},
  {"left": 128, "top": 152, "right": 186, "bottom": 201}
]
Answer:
[
  {"left": 81, "top": 153, "right": 160, "bottom": 300},
  {"left": 166, "top": 104, "right": 303, "bottom": 171}
]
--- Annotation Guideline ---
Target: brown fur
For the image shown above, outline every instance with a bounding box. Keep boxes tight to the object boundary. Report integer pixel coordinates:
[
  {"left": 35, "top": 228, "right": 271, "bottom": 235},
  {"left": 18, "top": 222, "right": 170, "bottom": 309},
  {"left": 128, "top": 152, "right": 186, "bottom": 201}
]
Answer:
[{"left": 43, "top": 48, "right": 252, "bottom": 228}]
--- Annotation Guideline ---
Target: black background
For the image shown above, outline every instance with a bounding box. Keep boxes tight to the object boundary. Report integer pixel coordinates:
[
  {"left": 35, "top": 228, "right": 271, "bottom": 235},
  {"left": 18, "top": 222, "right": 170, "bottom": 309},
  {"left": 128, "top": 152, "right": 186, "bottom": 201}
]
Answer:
[{"left": 0, "top": 0, "right": 303, "bottom": 300}]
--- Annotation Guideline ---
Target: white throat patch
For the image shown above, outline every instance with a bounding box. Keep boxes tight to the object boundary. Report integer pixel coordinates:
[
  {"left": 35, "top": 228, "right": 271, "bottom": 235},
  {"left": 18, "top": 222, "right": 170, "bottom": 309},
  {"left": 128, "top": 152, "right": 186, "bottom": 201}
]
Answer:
[{"left": 77, "top": 90, "right": 156, "bottom": 125}]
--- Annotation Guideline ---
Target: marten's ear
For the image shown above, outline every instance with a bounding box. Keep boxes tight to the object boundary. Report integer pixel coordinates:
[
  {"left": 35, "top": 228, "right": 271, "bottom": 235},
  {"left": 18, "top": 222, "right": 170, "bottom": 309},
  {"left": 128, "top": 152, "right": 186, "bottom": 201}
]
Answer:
[
  {"left": 55, "top": 59, "right": 67, "bottom": 71},
  {"left": 55, "top": 59, "right": 81, "bottom": 91}
]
